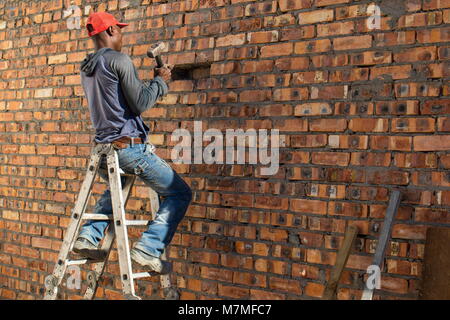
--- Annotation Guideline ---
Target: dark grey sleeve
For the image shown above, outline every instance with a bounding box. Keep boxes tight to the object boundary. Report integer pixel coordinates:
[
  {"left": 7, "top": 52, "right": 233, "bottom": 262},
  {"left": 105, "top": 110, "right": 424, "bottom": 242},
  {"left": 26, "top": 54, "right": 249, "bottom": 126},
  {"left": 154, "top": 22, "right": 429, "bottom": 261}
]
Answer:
[{"left": 107, "top": 52, "right": 169, "bottom": 115}]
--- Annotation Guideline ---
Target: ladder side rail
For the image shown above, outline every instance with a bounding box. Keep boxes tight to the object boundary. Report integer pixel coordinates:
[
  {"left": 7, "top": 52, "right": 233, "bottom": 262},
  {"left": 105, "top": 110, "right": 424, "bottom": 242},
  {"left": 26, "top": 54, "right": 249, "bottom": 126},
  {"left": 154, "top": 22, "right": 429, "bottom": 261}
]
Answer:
[
  {"left": 107, "top": 148, "right": 139, "bottom": 299},
  {"left": 44, "top": 147, "right": 103, "bottom": 300},
  {"left": 83, "top": 174, "right": 136, "bottom": 300}
]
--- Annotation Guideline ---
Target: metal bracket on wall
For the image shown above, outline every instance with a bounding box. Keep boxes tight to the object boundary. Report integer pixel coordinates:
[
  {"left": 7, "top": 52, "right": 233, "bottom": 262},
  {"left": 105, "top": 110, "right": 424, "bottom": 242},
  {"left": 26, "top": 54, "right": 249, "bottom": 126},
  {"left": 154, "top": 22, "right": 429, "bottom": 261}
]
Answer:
[{"left": 361, "top": 189, "right": 401, "bottom": 300}]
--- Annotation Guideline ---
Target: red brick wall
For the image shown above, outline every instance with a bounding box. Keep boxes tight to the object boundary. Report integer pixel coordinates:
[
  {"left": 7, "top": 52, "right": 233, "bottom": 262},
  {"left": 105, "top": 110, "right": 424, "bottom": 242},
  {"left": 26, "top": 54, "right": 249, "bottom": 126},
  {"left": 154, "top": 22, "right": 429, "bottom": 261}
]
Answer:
[{"left": 0, "top": 0, "right": 449, "bottom": 300}]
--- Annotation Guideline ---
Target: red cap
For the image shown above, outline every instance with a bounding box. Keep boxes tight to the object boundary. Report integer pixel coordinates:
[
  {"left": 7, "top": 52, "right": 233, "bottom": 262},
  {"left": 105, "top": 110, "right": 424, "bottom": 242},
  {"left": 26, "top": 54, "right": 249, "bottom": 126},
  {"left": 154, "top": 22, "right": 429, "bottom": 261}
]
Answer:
[{"left": 86, "top": 12, "right": 128, "bottom": 37}]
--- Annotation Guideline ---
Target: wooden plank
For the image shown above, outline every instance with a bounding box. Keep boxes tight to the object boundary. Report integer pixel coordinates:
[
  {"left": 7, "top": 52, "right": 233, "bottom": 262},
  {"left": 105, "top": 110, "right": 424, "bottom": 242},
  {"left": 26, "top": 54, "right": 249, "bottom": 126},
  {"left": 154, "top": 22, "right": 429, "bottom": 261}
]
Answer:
[
  {"left": 322, "top": 225, "right": 359, "bottom": 300},
  {"left": 420, "top": 227, "right": 450, "bottom": 300},
  {"left": 361, "top": 189, "right": 401, "bottom": 300}
]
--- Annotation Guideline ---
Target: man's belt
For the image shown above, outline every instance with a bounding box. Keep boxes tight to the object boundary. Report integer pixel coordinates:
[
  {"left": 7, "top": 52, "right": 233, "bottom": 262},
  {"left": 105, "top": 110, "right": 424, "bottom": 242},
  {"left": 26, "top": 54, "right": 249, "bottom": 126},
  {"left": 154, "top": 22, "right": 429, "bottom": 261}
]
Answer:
[{"left": 111, "top": 136, "right": 144, "bottom": 149}]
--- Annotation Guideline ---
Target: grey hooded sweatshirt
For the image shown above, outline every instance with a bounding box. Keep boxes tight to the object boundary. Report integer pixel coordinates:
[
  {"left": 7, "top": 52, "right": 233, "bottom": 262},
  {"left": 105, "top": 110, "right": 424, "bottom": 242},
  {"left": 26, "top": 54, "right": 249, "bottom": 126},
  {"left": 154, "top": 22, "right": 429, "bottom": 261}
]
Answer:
[{"left": 80, "top": 47, "right": 168, "bottom": 143}]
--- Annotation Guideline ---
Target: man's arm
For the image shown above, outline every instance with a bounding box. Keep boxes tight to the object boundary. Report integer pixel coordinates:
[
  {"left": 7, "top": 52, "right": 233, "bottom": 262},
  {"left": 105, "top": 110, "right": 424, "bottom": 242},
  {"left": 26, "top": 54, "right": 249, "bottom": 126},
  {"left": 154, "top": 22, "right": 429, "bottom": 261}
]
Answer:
[{"left": 107, "top": 52, "right": 169, "bottom": 115}]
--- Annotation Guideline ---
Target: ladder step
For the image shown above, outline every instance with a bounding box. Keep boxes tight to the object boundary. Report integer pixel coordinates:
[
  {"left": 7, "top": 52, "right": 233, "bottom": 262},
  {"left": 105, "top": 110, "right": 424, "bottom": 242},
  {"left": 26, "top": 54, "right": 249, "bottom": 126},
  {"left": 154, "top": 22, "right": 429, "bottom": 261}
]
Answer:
[
  {"left": 67, "top": 258, "right": 104, "bottom": 265},
  {"left": 132, "top": 272, "right": 157, "bottom": 279},
  {"left": 81, "top": 214, "right": 149, "bottom": 226},
  {"left": 125, "top": 220, "right": 149, "bottom": 226},
  {"left": 83, "top": 213, "right": 112, "bottom": 220}
]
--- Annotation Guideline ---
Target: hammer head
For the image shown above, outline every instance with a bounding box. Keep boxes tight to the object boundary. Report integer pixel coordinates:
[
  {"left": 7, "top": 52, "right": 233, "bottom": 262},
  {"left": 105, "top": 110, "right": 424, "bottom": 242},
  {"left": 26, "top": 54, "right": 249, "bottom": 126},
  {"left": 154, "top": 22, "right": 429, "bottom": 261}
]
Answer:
[{"left": 147, "top": 42, "right": 166, "bottom": 58}]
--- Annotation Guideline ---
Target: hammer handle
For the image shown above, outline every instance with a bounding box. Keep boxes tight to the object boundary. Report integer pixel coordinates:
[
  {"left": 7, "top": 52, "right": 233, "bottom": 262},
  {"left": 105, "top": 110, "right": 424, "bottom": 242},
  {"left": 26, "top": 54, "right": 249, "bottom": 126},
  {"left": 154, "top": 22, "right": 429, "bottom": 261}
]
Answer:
[{"left": 155, "top": 55, "right": 164, "bottom": 68}]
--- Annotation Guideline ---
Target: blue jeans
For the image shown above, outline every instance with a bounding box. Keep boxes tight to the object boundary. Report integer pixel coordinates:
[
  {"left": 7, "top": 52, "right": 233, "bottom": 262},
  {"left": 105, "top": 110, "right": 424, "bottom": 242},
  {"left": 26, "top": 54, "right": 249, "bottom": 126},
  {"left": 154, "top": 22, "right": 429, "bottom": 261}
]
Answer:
[{"left": 78, "top": 143, "right": 192, "bottom": 258}]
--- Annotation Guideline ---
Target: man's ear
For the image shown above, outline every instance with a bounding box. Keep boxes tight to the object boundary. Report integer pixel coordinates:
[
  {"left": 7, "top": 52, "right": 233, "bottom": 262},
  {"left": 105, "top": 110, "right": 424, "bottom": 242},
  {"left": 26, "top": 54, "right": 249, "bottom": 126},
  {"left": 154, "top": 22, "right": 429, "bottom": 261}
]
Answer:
[{"left": 105, "top": 26, "right": 114, "bottom": 36}]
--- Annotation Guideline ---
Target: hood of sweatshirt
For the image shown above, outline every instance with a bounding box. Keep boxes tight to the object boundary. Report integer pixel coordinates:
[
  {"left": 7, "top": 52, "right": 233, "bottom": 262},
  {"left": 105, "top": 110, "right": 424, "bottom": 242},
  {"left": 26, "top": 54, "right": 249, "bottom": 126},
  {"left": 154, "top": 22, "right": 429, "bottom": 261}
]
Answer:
[{"left": 80, "top": 47, "right": 113, "bottom": 76}]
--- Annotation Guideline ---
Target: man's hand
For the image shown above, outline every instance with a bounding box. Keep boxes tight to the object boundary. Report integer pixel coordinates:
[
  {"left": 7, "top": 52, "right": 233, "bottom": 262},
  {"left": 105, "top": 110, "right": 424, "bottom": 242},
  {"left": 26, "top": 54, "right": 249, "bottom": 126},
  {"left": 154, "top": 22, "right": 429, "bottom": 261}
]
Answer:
[{"left": 155, "top": 64, "right": 173, "bottom": 83}]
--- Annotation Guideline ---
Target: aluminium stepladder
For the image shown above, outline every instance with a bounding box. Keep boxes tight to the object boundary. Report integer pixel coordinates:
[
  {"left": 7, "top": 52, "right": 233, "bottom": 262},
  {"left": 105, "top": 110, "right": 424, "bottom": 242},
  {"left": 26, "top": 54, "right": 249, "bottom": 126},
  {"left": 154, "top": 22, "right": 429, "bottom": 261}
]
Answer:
[{"left": 43, "top": 142, "right": 179, "bottom": 300}]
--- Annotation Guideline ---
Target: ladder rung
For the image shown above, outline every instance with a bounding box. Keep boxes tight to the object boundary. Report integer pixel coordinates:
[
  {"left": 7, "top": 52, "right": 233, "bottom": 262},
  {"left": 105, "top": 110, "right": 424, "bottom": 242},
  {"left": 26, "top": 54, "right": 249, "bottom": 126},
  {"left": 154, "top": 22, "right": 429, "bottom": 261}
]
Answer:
[
  {"left": 132, "top": 272, "right": 157, "bottom": 279},
  {"left": 125, "top": 220, "right": 149, "bottom": 226},
  {"left": 82, "top": 214, "right": 149, "bottom": 226},
  {"left": 66, "top": 258, "right": 104, "bottom": 265},
  {"left": 82, "top": 213, "right": 112, "bottom": 220}
]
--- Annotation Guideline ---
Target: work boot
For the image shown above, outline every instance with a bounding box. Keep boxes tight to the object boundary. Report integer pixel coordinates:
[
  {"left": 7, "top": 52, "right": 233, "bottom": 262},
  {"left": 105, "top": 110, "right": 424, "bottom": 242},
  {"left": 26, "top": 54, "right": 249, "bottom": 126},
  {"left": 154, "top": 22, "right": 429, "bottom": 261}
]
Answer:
[
  {"left": 72, "top": 237, "right": 105, "bottom": 260},
  {"left": 130, "top": 247, "right": 172, "bottom": 275}
]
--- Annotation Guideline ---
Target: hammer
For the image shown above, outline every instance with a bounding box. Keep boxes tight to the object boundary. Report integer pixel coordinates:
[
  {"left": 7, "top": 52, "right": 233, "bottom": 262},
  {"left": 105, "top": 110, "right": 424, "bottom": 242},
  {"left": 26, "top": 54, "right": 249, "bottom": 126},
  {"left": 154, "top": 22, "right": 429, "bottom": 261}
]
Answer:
[{"left": 147, "top": 42, "right": 166, "bottom": 68}]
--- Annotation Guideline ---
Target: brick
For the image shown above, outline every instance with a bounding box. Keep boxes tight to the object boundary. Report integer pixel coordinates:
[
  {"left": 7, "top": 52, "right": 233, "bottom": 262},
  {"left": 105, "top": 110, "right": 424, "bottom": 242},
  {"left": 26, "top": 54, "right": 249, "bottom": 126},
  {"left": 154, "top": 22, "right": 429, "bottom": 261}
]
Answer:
[
  {"left": 423, "top": 0, "right": 450, "bottom": 10},
  {"left": 414, "top": 135, "right": 450, "bottom": 151},
  {"left": 261, "top": 42, "right": 293, "bottom": 57},
  {"left": 374, "top": 31, "right": 416, "bottom": 47},
  {"left": 264, "top": 14, "right": 296, "bottom": 28},
  {"left": 269, "top": 277, "right": 302, "bottom": 294},
  {"left": 311, "top": 85, "right": 347, "bottom": 99},
  {"left": 260, "top": 227, "right": 288, "bottom": 242},
  {"left": 351, "top": 51, "right": 392, "bottom": 65},
  {"left": 273, "top": 87, "right": 308, "bottom": 101},
  {"left": 329, "top": 201, "right": 368, "bottom": 217},
  {"left": 392, "top": 118, "right": 435, "bottom": 132},
  {"left": 392, "top": 224, "right": 427, "bottom": 240},
  {"left": 50, "top": 31, "right": 69, "bottom": 43},
  {"left": 247, "top": 30, "right": 279, "bottom": 43},
  {"left": 250, "top": 289, "right": 285, "bottom": 299},
  {"left": 349, "top": 118, "right": 388, "bottom": 132},
  {"left": 273, "top": 118, "right": 308, "bottom": 132},
  {"left": 245, "top": 1, "right": 277, "bottom": 16},
  {"left": 218, "top": 284, "right": 249, "bottom": 298},
  {"left": 334, "top": 35, "right": 372, "bottom": 51},
  {"left": 438, "top": 117, "right": 450, "bottom": 131},
  {"left": 298, "top": 9, "right": 334, "bottom": 25},
  {"left": 329, "top": 135, "right": 368, "bottom": 149},
  {"left": 417, "top": 27, "right": 450, "bottom": 43},
  {"left": 370, "top": 65, "right": 412, "bottom": 80},
  {"left": 216, "top": 34, "right": 246, "bottom": 47},
  {"left": 280, "top": 25, "right": 315, "bottom": 40},
  {"left": 295, "top": 39, "right": 331, "bottom": 54},
  {"left": 305, "top": 282, "right": 324, "bottom": 298},
  {"left": 398, "top": 12, "right": 442, "bottom": 27},
  {"left": 317, "top": 21, "right": 354, "bottom": 37},
  {"left": 48, "top": 54, "right": 67, "bottom": 64},
  {"left": 395, "top": 153, "right": 437, "bottom": 169},
  {"left": 310, "top": 119, "right": 347, "bottom": 131},
  {"left": 34, "top": 88, "right": 53, "bottom": 98},
  {"left": 307, "top": 249, "right": 336, "bottom": 264},
  {"left": 279, "top": 0, "right": 312, "bottom": 11},
  {"left": 311, "top": 152, "right": 350, "bottom": 166},
  {"left": 395, "top": 82, "right": 441, "bottom": 98},
  {"left": 292, "top": 70, "right": 328, "bottom": 84},
  {"left": 394, "top": 46, "right": 437, "bottom": 62},
  {"left": 290, "top": 199, "right": 327, "bottom": 214},
  {"left": 291, "top": 134, "right": 327, "bottom": 147},
  {"left": 295, "top": 102, "right": 332, "bottom": 116},
  {"left": 318, "top": 0, "right": 351, "bottom": 5},
  {"left": 421, "top": 99, "right": 450, "bottom": 114}
]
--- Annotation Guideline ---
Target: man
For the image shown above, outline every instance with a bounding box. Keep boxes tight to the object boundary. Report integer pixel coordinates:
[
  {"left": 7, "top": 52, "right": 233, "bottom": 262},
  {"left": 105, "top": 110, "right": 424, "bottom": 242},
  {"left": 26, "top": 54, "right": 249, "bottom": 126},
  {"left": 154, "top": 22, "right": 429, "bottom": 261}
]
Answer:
[{"left": 73, "top": 12, "right": 192, "bottom": 275}]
